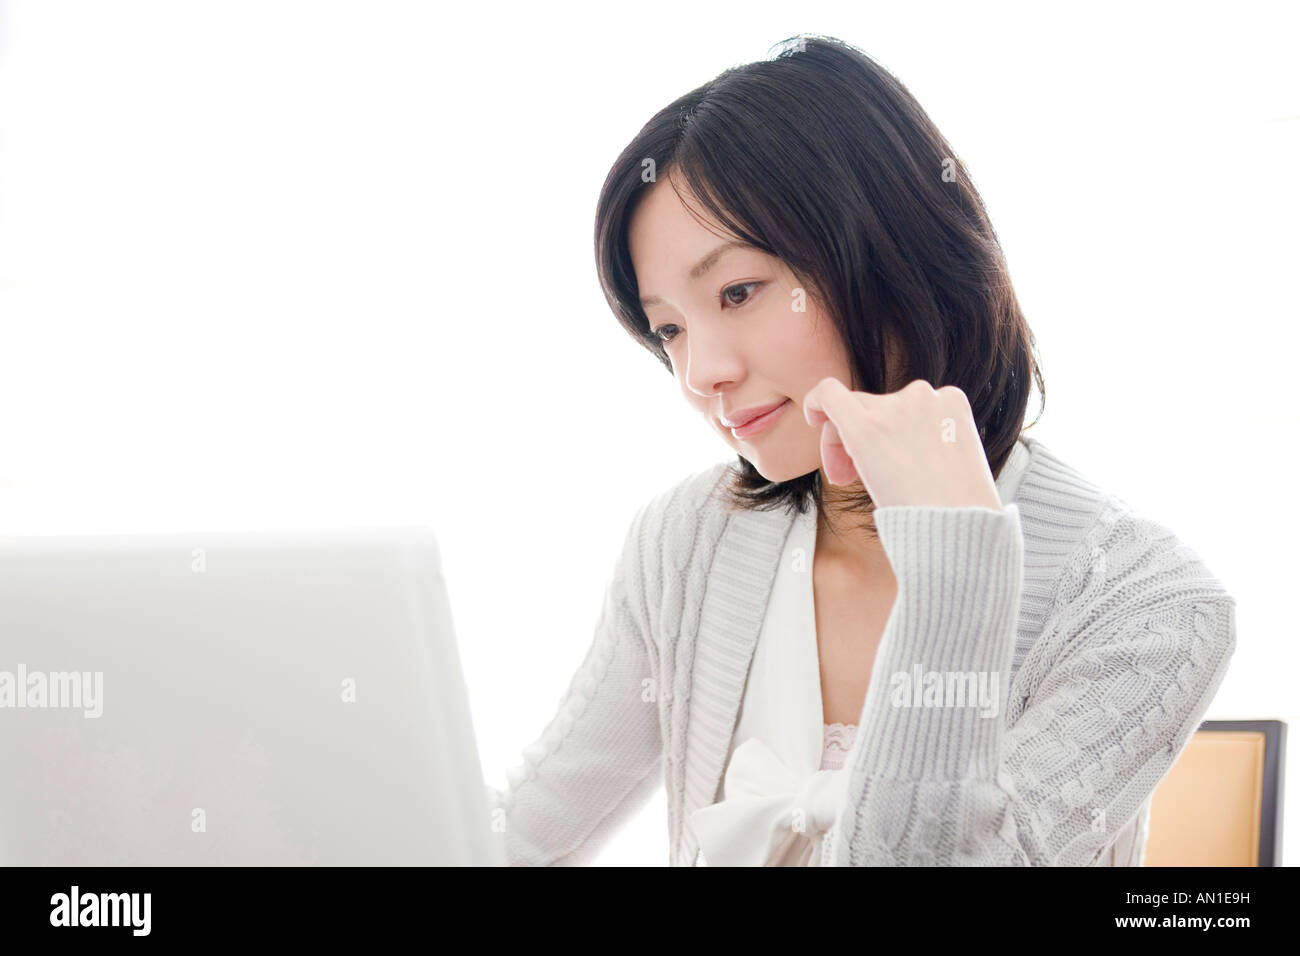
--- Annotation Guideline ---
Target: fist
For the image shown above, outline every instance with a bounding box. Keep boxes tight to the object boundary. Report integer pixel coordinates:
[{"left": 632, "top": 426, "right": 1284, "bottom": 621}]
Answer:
[{"left": 801, "top": 377, "right": 1002, "bottom": 511}]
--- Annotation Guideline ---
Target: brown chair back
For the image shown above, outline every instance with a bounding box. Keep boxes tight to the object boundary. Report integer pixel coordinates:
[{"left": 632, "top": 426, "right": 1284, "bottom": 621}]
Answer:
[{"left": 1145, "top": 720, "right": 1285, "bottom": 866}]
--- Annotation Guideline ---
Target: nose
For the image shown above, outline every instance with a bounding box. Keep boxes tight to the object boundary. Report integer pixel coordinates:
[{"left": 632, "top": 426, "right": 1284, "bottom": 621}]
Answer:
[{"left": 681, "top": 316, "right": 745, "bottom": 401}]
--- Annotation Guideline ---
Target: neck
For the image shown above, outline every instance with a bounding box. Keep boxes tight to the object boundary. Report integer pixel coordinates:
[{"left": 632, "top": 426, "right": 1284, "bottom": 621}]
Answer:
[{"left": 815, "top": 476, "right": 890, "bottom": 572}]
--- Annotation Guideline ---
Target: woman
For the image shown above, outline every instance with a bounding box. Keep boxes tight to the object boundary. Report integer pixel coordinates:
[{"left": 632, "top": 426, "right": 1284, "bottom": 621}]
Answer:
[{"left": 488, "top": 35, "right": 1235, "bottom": 866}]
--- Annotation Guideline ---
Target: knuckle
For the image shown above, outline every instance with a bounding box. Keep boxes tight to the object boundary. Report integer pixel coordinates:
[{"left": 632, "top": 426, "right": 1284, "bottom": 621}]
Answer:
[{"left": 854, "top": 400, "right": 884, "bottom": 430}]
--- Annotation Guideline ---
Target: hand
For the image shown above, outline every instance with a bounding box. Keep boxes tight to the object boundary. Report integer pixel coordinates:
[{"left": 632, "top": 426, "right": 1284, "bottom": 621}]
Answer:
[{"left": 801, "top": 376, "right": 1003, "bottom": 510}]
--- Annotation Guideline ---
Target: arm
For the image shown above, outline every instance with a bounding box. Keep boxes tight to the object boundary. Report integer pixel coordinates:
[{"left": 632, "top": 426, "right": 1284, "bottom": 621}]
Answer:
[
  {"left": 823, "top": 503, "right": 1236, "bottom": 866},
  {"left": 486, "top": 498, "right": 665, "bottom": 866}
]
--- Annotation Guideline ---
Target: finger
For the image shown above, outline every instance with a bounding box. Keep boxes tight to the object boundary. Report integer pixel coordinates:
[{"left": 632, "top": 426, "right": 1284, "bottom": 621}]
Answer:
[
  {"left": 807, "top": 383, "right": 864, "bottom": 485},
  {"left": 803, "top": 377, "right": 871, "bottom": 448},
  {"left": 802, "top": 377, "right": 838, "bottom": 427},
  {"left": 820, "top": 421, "right": 858, "bottom": 485}
]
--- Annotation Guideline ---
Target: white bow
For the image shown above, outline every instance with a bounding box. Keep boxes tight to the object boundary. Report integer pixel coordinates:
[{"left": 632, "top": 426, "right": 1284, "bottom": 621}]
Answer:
[{"left": 691, "top": 737, "right": 844, "bottom": 867}]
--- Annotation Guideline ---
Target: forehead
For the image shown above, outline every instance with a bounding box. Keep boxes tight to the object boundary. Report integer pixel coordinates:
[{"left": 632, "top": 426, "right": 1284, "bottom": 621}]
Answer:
[{"left": 628, "top": 177, "right": 731, "bottom": 276}]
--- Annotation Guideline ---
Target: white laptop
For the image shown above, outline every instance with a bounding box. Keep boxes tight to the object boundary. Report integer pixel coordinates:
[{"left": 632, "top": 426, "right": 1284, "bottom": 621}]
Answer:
[{"left": 0, "top": 526, "right": 503, "bottom": 866}]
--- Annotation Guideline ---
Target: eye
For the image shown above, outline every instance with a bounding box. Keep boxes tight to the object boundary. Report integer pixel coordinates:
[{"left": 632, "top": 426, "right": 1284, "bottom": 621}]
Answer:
[
  {"left": 720, "top": 281, "right": 762, "bottom": 308},
  {"left": 648, "top": 281, "right": 763, "bottom": 345}
]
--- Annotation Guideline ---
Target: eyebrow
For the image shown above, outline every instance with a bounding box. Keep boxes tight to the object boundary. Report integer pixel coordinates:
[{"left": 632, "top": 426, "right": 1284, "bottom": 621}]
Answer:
[{"left": 638, "top": 240, "right": 751, "bottom": 309}]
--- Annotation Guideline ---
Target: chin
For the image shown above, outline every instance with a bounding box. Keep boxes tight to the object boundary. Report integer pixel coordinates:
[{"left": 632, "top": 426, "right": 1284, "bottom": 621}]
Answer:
[{"left": 739, "top": 453, "right": 817, "bottom": 485}]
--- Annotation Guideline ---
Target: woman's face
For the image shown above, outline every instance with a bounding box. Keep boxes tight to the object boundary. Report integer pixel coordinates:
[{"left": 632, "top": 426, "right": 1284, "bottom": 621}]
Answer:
[{"left": 628, "top": 175, "right": 861, "bottom": 483}]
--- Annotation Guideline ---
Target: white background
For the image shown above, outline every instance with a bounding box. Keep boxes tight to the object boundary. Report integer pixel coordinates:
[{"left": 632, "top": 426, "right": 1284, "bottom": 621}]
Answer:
[{"left": 1, "top": 0, "right": 1295, "bottom": 865}]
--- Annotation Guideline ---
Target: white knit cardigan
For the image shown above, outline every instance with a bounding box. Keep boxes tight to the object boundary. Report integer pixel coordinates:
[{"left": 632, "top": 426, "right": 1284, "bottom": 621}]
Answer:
[{"left": 488, "top": 434, "right": 1236, "bottom": 866}]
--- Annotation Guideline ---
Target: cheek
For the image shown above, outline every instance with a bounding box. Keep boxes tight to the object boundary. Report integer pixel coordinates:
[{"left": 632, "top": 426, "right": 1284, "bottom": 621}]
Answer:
[{"left": 770, "top": 311, "right": 852, "bottom": 387}]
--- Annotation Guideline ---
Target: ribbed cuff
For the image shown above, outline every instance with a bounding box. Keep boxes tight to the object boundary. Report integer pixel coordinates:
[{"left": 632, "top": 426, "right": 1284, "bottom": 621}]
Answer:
[{"left": 855, "top": 503, "right": 1024, "bottom": 781}]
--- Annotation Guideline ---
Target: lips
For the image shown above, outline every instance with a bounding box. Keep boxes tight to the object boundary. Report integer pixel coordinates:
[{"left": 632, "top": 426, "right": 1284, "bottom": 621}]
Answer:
[
  {"left": 721, "top": 398, "right": 792, "bottom": 439},
  {"left": 720, "top": 400, "right": 788, "bottom": 430}
]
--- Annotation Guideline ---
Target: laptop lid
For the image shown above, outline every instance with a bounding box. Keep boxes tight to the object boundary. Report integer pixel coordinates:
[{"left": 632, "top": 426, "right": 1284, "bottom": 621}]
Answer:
[{"left": 0, "top": 526, "right": 502, "bottom": 866}]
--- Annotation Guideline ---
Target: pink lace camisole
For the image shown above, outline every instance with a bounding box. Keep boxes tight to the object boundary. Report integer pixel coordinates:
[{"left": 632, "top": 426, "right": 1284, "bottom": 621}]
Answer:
[{"left": 820, "top": 721, "right": 858, "bottom": 771}]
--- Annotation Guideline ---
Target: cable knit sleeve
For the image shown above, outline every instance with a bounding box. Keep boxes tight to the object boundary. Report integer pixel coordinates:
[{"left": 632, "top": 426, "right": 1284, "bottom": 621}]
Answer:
[
  {"left": 484, "top": 474, "right": 691, "bottom": 866},
  {"left": 823, "top": 501, "right": 1237, "bottom": 866}
]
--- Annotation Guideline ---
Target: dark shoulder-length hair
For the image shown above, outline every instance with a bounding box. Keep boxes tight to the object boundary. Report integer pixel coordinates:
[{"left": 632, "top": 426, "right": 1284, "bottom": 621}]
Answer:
[{"left": 593, "top": 34, "right": 1045, "bottom": 528}]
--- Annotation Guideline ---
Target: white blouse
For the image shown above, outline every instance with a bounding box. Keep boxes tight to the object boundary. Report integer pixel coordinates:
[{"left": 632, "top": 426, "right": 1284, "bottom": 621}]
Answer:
[{"left": 691, "top": 437, "right": 1034, "bottom": 866}]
